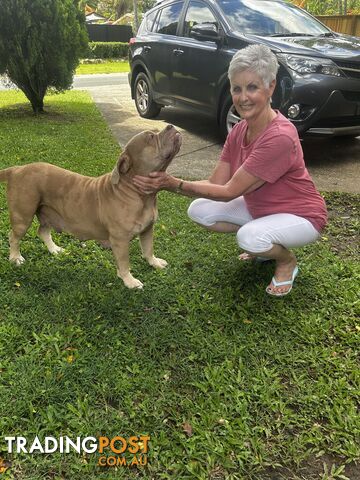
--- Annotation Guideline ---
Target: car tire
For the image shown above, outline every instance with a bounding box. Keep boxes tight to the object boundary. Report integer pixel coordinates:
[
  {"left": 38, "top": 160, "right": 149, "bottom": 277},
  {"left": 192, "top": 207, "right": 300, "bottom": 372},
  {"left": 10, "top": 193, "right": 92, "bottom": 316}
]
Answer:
[
  {"left": 219, "top": 94, "right": 241, "bottom": 141},
  {"left": 134, "top": 72, "right": 162, "bottom": 118}
]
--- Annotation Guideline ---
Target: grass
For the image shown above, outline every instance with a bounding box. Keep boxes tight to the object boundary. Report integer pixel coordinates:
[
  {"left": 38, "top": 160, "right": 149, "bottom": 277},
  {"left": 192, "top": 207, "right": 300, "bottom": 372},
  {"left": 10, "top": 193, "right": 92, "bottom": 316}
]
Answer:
[
  {"left": 75, "top": 59, "right": 130, "bottom": 75},
  {"left": 0, "top": 90, "right": 359, "bottom": 480}
]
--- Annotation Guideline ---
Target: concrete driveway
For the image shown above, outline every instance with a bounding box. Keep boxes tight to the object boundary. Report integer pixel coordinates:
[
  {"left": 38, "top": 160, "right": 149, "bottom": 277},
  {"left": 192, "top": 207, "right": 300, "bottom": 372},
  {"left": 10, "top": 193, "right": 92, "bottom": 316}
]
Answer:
[{"left": 75, "top": 73, "right": 360, "bottom": 193}]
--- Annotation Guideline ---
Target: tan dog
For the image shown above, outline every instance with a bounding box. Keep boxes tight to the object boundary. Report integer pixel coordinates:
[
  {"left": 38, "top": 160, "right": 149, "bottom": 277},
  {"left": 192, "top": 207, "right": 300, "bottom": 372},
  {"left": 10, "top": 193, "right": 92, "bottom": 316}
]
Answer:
[{"left": 0, "top": 124, "right": 182, "bottom": 289}]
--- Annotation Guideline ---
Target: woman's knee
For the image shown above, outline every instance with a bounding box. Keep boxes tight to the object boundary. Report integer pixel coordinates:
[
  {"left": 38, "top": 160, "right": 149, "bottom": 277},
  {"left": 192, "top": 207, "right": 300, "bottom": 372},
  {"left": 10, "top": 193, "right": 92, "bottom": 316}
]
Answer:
[
  {"left": 187, "top": 198, "right": 215, "bottom": 227},
  {"left": 236, "top": 224, "right": 271, "bottom": 253}
]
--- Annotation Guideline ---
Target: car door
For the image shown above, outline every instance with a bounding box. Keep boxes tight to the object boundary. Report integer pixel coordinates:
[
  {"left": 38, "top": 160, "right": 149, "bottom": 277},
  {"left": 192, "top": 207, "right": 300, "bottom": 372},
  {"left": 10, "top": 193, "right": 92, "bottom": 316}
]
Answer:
[
  {"left": 169, "top": 0, "right": 228, "bottom": 111},
  {"left": 144, "top": 1, "right": 185, "bottom": 98}
]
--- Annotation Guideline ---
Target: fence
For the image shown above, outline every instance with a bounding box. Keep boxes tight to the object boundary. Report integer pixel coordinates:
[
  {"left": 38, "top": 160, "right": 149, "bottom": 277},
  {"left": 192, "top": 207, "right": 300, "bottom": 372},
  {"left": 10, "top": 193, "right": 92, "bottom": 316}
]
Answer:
[
  {"left": 316, "top": 15, "right": 360, "bottom": 36},
  {"left": 86, "top": 24, "right": 133, "bottom": 42}
]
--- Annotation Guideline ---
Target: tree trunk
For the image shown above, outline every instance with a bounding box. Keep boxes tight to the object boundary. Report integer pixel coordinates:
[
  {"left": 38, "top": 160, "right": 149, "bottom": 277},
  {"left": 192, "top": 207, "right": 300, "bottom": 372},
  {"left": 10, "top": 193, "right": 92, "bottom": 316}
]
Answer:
[
  {"left": 31, "top": 98, "right": 45, "bottom": 114},
  {"left": 17, "top": 81, "right": 45, "bottom": 113}
]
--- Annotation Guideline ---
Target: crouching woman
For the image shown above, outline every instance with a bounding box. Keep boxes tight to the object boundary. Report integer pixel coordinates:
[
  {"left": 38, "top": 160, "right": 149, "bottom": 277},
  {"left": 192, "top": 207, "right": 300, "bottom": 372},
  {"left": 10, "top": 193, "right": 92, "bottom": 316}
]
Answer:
[{"left": 133, "top": 44, "right": 327, "bottom": 297}]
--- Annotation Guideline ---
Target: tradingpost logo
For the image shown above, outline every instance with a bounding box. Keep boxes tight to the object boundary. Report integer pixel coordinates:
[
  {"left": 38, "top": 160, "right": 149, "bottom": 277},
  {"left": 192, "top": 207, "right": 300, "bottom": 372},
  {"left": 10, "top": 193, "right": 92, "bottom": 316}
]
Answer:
[{"left": 4, "top": 435, "right": 150, "bottom": 467}]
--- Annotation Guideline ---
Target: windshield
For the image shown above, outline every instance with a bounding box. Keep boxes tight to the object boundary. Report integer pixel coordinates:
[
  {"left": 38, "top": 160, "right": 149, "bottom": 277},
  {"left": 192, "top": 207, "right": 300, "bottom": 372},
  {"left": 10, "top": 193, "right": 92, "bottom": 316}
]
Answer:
[{"left": 218, "top": 0, "right": 330, "bottom": 36}]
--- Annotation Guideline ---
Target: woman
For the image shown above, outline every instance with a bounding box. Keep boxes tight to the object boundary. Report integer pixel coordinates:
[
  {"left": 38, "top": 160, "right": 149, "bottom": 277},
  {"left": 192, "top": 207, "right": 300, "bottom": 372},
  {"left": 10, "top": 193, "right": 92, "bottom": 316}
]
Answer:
[{"left": 133, "top": 44, "right": 327, "bottom": 297}]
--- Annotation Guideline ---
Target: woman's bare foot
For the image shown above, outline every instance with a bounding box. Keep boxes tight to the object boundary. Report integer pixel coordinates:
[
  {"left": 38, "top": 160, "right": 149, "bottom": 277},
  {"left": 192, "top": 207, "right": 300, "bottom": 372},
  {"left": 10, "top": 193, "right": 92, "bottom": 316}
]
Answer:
[
  {"left": 238, "top": 252, "right": 256, "bottom": 261},
  {"left": 238, "top": 253, "right": 271, "bottom": 263},
  {"left": 267, "top": 254, "right": 298, "bottom": 296}
]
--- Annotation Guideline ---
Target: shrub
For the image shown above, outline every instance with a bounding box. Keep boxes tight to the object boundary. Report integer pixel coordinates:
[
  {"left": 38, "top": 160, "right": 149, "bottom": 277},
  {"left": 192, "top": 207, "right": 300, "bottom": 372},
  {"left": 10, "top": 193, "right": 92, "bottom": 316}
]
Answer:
[{"left": 0, "top": 0, "right": 88, "bottom": 113}]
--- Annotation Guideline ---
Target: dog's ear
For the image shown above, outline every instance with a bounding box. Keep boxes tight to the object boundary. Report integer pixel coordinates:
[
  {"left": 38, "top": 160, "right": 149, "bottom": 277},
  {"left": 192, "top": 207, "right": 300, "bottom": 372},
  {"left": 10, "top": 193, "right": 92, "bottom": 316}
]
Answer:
[{"left": 111, "top": 152, "right": 131, "bottom": 184}]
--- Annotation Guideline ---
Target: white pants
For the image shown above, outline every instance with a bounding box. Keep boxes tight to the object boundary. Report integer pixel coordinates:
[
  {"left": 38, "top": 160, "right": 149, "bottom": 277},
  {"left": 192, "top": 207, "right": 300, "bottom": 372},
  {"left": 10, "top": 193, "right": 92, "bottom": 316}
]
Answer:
[{"left": 187, "top": 197, "right": 320, "bottom": 253}]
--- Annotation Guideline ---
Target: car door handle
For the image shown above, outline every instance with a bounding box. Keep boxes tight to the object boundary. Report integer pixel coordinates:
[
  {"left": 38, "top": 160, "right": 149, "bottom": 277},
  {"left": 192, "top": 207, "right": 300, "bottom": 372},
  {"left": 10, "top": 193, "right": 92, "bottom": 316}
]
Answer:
[
  {"left": 173, "top": 49, "right": 184, "bottom": 56},
  {"left": 143, "top": 46, "right": 152, "bottom": 53}
]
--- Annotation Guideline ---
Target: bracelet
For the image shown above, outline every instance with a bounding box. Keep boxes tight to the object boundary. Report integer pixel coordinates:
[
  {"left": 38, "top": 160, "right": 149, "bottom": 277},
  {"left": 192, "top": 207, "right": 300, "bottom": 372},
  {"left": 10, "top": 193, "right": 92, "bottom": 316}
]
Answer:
[{"left": 176, "top": 180, "right": 184, "bottom": 192}]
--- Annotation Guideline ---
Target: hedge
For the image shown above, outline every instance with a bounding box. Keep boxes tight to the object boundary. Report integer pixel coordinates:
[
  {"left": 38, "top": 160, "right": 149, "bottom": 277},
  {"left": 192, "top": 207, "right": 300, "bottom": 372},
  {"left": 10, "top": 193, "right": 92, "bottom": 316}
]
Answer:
[{"left": 85, "top": 42, "right": 129, "bottom": 59}]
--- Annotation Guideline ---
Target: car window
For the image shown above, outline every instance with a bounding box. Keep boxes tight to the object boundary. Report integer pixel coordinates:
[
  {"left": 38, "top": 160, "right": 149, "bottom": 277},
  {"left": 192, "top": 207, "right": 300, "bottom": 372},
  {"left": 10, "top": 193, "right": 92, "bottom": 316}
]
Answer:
[
  {"left": 218, "top": 0, "right": 329, "bottom": 35},
  {"left": 183, "top": 1, "right": 218, "bottom": 38},
  {"left": 146, "top": 9, "right": 159, "bottom": 32},
  {"left": 154, "top": 2, "right": 184, "bottom": 36},
  {"left": 137, "top": 9, "right": 158, "bottom": 34}
]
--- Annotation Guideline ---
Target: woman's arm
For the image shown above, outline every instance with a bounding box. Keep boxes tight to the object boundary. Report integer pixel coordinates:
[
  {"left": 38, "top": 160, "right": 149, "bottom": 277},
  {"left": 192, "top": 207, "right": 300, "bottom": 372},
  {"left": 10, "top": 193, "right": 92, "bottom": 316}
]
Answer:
[
  {"left": 132, "top": 160, "right": 231, "bottom": 196},
  {"left": 208, "top": 160, "right": 231, "bottom": 185},
  {"left": 177, "top": 166, "right": 264, "bottom": 200},
  {"left": 165, "top": 161, "right": 231, "bottom": 196},
  {"left": 133, "top": 165, "right": 265, "bottom": 201}
]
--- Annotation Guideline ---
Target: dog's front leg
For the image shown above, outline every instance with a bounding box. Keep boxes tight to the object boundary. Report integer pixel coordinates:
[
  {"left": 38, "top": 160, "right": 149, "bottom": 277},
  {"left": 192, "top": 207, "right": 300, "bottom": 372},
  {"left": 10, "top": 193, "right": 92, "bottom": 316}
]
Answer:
[
  {"left": 139, "top": 224, "right": 168, "bottom": 269},
  {"left": 110, "top": 235, "right": 143, "bottom": 289}
]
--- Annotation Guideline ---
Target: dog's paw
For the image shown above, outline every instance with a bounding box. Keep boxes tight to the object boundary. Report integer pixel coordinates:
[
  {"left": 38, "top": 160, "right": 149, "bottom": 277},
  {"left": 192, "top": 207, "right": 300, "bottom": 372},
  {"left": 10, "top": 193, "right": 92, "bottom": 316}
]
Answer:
[
  {"left": 148, "top": 256, "right": 168, "bottom": 269},
  {"left": 126, "top": 278, "right": 144, "bottom": 289},
  {"left": 50, "top": 245, "right": 64, "bottom": 255},
  {"left": 120, "top": 272, "right": 144, "bottom": 289},
  {"left": 10, "top": 255, "right": 25, "bottom": 266}
]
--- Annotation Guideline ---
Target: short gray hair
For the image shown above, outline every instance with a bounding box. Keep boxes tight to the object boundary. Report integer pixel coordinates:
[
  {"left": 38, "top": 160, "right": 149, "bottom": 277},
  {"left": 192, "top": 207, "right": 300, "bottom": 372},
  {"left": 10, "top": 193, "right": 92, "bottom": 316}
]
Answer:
[{"left": 228, "top": 44, "right": 279, "bottom": 87}]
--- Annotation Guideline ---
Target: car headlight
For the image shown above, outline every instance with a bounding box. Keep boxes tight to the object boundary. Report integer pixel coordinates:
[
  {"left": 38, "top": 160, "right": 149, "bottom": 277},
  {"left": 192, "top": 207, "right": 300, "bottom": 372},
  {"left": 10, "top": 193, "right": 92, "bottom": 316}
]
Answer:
[{"left": 277, "top": 54, "right": 343, "bottom": 77}]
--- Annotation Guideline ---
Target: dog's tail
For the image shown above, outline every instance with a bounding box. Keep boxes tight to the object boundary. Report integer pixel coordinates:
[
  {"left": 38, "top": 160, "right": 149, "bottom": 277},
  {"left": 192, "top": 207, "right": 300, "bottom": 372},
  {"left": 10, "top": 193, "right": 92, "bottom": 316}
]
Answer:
[{"left": 0, "top": 167, "right": 19, "bottom": 183}]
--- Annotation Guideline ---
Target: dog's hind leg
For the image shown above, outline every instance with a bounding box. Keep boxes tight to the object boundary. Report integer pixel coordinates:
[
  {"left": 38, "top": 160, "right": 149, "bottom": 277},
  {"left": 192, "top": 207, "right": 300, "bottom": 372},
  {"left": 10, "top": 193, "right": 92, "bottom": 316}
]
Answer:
[
  {"left": 36, "top": 208, "right": 64, "bottom": 255},
  {"left": 37, "top": 224, "right": 64, "bottom": 255},
  {"left": 7, "top": 186, "right": 39, "bottom": 265},
  {"left": 9, "top": 220, "right": 32, "bottom": 265}
]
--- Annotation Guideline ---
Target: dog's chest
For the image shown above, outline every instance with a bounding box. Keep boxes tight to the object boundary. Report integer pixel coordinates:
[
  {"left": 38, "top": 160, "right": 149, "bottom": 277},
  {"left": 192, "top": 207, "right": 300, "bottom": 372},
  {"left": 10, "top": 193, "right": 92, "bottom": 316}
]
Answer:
[{"left": 133, "top": 202, "right": 158, "bottom": 234}]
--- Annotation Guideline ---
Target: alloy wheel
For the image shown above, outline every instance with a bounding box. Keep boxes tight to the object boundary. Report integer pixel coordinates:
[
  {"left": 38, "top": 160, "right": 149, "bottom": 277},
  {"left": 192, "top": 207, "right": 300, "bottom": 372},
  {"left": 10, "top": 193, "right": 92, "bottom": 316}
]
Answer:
[
  {"left": 136, "top": 79, "right": 149, "bottom": 114},
  {"left": 226, "top": 104, "right": 241, "bottom": 134}
]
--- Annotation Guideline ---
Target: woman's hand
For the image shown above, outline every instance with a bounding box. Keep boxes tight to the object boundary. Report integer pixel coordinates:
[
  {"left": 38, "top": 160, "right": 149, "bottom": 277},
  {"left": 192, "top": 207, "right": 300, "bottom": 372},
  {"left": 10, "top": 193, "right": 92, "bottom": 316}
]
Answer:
[{"left": 133, "top": 172, "right": 178, "bottom": 194}]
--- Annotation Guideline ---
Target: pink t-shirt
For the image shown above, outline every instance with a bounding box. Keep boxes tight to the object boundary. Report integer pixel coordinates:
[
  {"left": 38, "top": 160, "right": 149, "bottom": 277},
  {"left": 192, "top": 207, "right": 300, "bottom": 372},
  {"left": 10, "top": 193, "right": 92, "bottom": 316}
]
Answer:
[{"left": 220, "top": 112, "right": 328, "bottom": 232}]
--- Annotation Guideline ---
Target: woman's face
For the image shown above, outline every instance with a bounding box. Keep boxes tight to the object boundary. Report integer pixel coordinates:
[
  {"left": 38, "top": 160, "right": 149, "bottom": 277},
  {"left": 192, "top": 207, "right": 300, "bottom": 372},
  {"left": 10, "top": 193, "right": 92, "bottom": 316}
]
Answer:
[{"left": 230, "top": 69, "right": 275, "bottom": 123}]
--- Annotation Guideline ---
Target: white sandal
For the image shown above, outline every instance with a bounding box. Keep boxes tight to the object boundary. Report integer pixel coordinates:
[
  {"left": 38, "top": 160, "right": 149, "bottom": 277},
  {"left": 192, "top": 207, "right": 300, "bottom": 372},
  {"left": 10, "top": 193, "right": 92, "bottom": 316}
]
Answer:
[{"left": 266, "top": 265, "right": 299, "bottom": 297}]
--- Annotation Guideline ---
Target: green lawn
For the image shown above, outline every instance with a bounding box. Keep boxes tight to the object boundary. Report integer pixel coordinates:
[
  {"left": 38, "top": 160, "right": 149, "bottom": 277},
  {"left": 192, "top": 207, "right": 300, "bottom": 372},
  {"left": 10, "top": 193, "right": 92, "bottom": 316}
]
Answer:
[
  {"left": 76, "top": 60, "right": 129, "bottom": 75},
  {"left": 0, "top": 91, "right": 359, "bottom": 480}
]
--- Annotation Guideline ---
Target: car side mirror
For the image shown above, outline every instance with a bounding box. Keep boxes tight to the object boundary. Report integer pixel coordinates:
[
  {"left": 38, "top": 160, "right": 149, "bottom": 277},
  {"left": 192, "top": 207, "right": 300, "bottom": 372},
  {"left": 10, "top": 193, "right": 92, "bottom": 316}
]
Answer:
[{"left": 190, "top": 23, "right": 221, "bottom": 42}]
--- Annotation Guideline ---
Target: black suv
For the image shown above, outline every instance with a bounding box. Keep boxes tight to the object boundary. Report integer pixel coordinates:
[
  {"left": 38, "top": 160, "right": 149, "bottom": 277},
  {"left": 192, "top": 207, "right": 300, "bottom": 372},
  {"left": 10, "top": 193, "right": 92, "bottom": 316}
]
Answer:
[{"left": 129, "top": 0, "right": 360, "bottom": 140}]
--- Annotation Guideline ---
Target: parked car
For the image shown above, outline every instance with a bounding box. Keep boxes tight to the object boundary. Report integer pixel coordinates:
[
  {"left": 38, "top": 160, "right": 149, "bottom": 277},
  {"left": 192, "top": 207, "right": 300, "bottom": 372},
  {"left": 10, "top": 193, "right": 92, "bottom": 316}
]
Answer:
[{"left": 128, "top": 0, "right": 360, "bottom": 140}]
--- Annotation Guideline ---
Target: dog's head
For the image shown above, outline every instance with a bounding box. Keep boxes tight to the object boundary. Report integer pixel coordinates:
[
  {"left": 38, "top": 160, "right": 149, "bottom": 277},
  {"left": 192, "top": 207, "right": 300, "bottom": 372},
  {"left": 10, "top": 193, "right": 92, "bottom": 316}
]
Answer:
[{"left": 111, "top": 124, "right": 182, "bottom": 184}]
